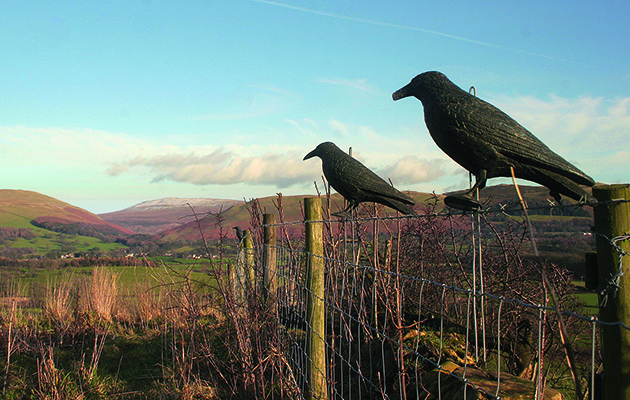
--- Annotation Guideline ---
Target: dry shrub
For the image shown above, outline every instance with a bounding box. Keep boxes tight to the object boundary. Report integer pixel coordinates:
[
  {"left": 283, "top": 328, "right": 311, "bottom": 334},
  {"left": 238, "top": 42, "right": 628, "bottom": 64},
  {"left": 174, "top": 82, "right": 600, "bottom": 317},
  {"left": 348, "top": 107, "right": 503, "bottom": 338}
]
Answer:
[
  {"left": 135, "top": 281, "right": 162, "bottom": 323},
  {"left": 1, "top": 280, "right": 39, "bottom": 397},
  {"left": 44, "top": 275, "right": 76, "bottom": 338},
  {"left": 178, "top": 379, "right": 217, "bottom": 399},
  {"left": 34, "top": 346, "right": 84, "bottom": 400},
  {"left": 78, "top": 267, "right": 119, "bottom": 324},
  {"left": 116, "top": 279, "right": 169, "bottom": 326}
]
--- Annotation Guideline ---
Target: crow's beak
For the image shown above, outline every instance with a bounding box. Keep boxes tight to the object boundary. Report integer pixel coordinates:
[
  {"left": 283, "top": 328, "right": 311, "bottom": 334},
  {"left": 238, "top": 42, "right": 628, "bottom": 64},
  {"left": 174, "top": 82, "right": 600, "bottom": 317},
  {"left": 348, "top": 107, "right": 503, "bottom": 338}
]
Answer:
[
  {"left": 303, "top": 149, "right": 318, "bottom": 161},
  {"left": 392, "top": 86, "right": 409, "bottom": 101}
]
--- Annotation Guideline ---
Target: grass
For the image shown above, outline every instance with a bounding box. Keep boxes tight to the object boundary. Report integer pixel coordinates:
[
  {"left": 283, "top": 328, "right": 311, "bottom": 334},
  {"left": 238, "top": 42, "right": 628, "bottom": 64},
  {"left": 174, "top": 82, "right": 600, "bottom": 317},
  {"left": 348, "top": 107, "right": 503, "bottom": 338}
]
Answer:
[
  {"left": 4, "top": 260, "right": 219, "bottom": 309},
  {"left": 0, "top": 258, "right": 231, "bottom": 399},
  {"left": 1, "top": 202, "right": 129, "bottom": 256},
  {"left": 0, "top": 192, "right": 601, "bottom": 399},
  {"left": 3, "top": 224, "right": 128, "bottom": 257},
  {"left": 10, "top": 233, "right": 126, "bottom": 252},
  {"left": 0, "top": 260, "right": 600, "bottom": 399},
  {"left": 573, "top": 280, "right": 599, "bottom": 315}
]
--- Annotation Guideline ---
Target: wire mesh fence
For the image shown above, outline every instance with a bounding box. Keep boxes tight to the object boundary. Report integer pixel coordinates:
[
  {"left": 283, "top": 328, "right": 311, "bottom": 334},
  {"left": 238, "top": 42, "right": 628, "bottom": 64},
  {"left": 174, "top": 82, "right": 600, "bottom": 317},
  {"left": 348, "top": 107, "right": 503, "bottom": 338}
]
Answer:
[{"left": 234, "top": 194, "right": 630, "bottom": 400}]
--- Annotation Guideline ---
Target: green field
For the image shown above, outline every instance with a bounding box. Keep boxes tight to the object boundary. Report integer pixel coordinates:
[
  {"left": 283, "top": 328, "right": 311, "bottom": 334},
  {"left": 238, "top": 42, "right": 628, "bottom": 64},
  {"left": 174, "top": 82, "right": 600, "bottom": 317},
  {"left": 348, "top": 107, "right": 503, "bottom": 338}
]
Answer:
[
  {"left": 0, "top": 189, "right": 132, "bottom": 257},
  {"left": 1, "top": 216, "right": 129, "bottom": 257},
  {"left": 573, "top": 280, "right": 599, "bottom": 315},
  {"left": 0, "top": 256, "right": 237, "bottom": 399},
  {"left": 2, "top": 258, "right": 220, "bottom": 299},
  {"left": 7, "top": 228, "right": 128, "bottom": 254}
]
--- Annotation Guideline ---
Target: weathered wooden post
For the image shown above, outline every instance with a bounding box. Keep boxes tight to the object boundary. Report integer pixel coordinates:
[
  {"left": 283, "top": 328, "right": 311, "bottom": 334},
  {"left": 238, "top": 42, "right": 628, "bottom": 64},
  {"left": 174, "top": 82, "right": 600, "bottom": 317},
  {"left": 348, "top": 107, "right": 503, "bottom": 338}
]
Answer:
[
  {"left": 593, "top": 184, "right": 630, "bottom": 399},
  {"left": 305, "top": 197, "right": 328, "bottom": 400},
  {"left": 233, "top": 231, "right": 246, "bottom": 304},
  {"left": 233, "top": 229, "right": 255, "bottom": 303},
  {"left": 263, "top": 214, "right": 278, "bottom": 313},
  {"left": 243, "top": 229, "right": 255, "bottom": 294}
]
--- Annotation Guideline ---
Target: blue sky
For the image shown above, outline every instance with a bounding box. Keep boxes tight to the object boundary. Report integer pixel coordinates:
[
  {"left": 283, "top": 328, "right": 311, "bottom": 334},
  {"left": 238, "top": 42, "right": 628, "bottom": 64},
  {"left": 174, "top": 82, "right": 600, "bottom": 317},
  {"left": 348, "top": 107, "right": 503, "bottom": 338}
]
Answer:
[{"left": 2, "top": 1, "right": 629, "bottom": 213}]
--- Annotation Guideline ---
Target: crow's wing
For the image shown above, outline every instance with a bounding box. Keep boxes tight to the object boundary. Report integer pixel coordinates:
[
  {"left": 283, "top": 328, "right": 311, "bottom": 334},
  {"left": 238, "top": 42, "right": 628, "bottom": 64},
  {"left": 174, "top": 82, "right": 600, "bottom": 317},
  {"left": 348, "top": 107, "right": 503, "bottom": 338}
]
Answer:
[
  {"left": 448, "top": 94, "right": 594, "bottom": 187},
  {"left": 328, "top": 155, "right": 415, "bottom": 205},
  {"left": 350, "top": 159, "right": 415, "bottom": 204}
]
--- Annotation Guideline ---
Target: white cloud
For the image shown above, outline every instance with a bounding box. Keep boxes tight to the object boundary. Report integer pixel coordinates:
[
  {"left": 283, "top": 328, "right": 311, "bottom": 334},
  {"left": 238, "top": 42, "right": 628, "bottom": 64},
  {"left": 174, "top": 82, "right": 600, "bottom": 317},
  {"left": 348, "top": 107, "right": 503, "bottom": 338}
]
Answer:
[
  {"left": 490, "top": 95, "right": 630, "bottom": 145},
  {"left": 486, "top": 95, "right": 630, "bottom": 183},
  {"left": 115, "top": 150, "right": 317, "bottom": 188},
  {"left": 106, "top": 163, "right": 129, "bottom": 177},
  {"left": 0, "top": 126, "right": 148, "bottom": 168},
  {"left": 3, "top": 93, "right": 629, "bottom": 202},
  {"left": 328, "top": 119, "right": 350, "bottom": 137},
  {"left": 286, "top": 118, "right": 321, "bottom": 140},
  {"left": 379, "top": 156, "right": 447, "bottom": 185}
]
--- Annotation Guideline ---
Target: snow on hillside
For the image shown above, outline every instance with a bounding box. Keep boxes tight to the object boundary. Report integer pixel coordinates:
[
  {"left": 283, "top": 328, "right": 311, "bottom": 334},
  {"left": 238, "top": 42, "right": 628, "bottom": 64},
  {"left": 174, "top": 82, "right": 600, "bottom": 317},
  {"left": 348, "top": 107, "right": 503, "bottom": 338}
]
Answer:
[{"left": 123, "top": 197, "right": 242, "bottom": 211}]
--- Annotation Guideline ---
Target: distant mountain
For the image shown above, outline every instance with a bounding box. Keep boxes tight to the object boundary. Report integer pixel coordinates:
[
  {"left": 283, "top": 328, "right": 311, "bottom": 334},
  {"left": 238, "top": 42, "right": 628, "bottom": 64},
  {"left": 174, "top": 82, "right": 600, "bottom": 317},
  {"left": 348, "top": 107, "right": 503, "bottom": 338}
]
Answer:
[
  {"left": 158, "top": 194, "right": 308, "bottom": 241},
  {"left": 158, "top": 191, "right": 437, "bottom": 241},
  {"left": 156, "top": 184, "right": 594, "bottom": 242},
  {"left": 0, "top": 189, "right": 133, "bottom": 233},
  {"left": 99, "top": 197, "right": 244, "bottom": 234},
  {"left": 124, "top": 197, "right": 242, "bottom": 211},
  {"left": 0, "top": 189, "right": 132, "bottom": 257},
  {"left": 0, "top": 184, "right": 593, "bottom": 262}
]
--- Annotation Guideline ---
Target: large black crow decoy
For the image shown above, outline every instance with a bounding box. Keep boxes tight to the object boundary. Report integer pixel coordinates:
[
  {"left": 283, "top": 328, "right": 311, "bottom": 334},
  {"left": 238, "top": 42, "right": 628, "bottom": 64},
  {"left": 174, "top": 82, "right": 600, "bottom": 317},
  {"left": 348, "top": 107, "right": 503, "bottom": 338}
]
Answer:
[
  {"left": 303, "top": 142, "right": 416, "bottom": 216},
  {"left": 393, "top": 71, "right": 595, "bottom": 208}
]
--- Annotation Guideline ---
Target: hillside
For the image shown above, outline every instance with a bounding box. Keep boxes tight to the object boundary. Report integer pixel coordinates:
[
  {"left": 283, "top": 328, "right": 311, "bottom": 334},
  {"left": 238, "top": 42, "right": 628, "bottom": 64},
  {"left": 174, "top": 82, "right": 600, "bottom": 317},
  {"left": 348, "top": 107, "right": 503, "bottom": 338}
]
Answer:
[
  {"left": 0, "top": 184, "right": 594, "bottom": 262},
  {"left": 477, "top": 184, "right": 593, "bottom": 218},
  {"left": 99, "top": 197, "right": 244, "bottom": 234},
  {"left": 0, "top": 189, "right": 131, "bottom": 257},
  {"left": 154, "top": 185, "right": 594, "bottom": 275},
  {"left": 157, "top": 184, "right": 592, "bottom": 242},
  {"left": 158, "top": 191, "right": 438, "bottom": 241}
]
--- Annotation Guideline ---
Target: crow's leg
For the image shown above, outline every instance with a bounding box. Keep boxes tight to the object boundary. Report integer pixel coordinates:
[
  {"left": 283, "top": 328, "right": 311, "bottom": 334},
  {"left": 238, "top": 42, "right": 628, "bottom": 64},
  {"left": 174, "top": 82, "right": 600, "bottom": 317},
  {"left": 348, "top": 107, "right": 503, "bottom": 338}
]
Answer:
[
  {"left": 444, "top": 170, "right": 485, "bottom": 211},
  {"left": 464, "top": 169, "right": 487, "bottom": 198}
]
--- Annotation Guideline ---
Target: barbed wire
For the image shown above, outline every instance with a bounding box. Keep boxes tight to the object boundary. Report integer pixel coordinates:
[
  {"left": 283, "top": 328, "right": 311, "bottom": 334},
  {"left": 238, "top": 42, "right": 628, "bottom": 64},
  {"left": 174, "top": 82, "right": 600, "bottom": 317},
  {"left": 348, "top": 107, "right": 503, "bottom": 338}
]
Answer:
[
  {"left": 288, "top": 247, "right": 630, "bottom": 331},
  {"left": 272, "top": 245, "right": 503, "bottom": 399},
  {"left": 251, "top": 196, "right": 629, "bottom": 330},
  {"left": 257, "top": 197, "right": 630, "bottom": 228},
  {"left": 590, "top": 230, "right": 630, "bottom": 306},
  {"left": 262, "top": 241, "right": 609, "bottom": 399},
  {"left": 241, "top": 195, "right": 630, "bottom": 399}
]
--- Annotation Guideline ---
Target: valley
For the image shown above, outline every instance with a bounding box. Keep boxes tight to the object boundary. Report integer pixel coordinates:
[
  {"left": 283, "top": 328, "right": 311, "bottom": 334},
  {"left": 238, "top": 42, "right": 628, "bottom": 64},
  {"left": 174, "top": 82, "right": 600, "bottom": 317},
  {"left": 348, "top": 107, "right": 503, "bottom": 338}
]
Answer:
[{"left": 0, "top": 186, "right": 594, "bottom": 276}]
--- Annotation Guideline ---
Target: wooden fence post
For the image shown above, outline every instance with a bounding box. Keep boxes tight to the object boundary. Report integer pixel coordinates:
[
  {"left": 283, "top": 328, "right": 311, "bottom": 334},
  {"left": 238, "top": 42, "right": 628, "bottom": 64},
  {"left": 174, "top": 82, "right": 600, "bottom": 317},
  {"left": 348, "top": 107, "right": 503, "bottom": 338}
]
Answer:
[
  {"left": 305, "top": 197, "right": 328, "bottom": 400},
  {"left": 234, "top": 229, "right": 255, "bottom": 303},
  {"left": 233, "top": 231, "right": 246, "bottom": 304},
  {"left": 243, "top": 230, "right": 255, "bottom": 293},
  {"left": 593, "top": 184, "right": 630, "bottom": 400},
  {"left": 263, "top": 214, "right": 277, "bottom": 313}
]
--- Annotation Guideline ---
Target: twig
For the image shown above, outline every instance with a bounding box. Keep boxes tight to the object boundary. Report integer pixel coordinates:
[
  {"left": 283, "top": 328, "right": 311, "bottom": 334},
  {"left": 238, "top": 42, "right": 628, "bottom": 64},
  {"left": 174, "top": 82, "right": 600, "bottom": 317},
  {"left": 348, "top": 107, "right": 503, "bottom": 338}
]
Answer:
[{"left": 510, "top": 167, "right": 583, "bottom": 400}]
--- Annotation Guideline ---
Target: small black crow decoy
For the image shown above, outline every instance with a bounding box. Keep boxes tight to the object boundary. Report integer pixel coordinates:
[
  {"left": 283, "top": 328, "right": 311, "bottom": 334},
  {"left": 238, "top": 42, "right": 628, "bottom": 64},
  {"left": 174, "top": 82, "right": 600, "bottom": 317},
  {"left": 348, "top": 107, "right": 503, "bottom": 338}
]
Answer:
[
  {"left": 303, "top": 142, "right": 416, "bottom": 216},
  {"left": 233, "top": 226, "right": 244, "bottom": 241}
]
